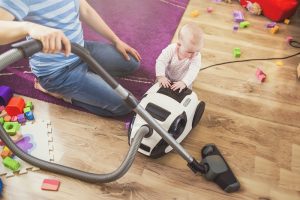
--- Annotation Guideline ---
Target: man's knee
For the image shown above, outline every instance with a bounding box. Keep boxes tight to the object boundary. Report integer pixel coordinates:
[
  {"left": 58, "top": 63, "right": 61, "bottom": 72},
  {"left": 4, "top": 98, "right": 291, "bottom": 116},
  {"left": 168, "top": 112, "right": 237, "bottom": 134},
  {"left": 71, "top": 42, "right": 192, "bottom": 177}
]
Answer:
[{"left": 126, "top": 56, "right": 140, "bottom": 73}]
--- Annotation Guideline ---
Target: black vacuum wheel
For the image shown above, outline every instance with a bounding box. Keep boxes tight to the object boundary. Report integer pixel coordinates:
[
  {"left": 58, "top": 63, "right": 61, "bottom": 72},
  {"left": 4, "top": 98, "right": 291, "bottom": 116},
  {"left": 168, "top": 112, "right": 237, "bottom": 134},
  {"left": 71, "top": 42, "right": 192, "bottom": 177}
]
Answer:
[{"left": 192, "top": 101, "right": 206, "bottom": 128}]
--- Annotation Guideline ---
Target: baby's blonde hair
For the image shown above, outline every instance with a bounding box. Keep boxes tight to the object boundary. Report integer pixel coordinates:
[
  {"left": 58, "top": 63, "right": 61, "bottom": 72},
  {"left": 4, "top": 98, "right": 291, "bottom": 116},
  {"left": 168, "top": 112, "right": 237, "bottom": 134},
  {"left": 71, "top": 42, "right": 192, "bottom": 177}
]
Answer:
[{"left": 178, "top": 22, "right": 204, "bottom": 50}]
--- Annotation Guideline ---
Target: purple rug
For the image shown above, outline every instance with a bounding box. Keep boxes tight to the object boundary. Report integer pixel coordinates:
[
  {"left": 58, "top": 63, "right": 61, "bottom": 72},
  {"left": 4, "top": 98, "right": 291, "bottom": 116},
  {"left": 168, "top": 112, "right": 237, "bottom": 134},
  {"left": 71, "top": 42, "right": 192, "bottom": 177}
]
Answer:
[{"left": 0, "top": 0, "right": 189, "bottom": 109}]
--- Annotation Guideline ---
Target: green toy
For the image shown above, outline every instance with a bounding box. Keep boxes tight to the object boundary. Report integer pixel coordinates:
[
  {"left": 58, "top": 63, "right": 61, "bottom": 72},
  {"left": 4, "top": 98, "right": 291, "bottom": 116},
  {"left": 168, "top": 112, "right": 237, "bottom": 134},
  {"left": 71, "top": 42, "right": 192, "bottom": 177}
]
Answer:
[
  {"left": 3, "top": 122, "right": 21, "bottom": 136},
  {"left": 3, "top": 157, "right": 21, "bottom": 171},
  {"left": 25, "top": 101, "right": 33, "bottom": 110},
  {"left": 239, "top": 21, "right": 250, "bottom": 28},
  {"left": 233, "top": 48, "right": 241, "bottom": 58},
  {"left": 23, "top": 107, "right": 31, "bottom": 113},
  {"left": 0, "top": 117, "right": 4, "bottom": 125}
]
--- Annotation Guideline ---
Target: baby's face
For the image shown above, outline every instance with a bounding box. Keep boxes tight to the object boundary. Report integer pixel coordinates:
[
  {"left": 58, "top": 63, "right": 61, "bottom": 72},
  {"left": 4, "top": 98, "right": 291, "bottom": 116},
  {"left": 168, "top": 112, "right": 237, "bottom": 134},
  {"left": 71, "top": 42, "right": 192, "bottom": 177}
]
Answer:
[
  {"left": 177, "top": 34, "right": 203, "bottom": 59},
  {"left": 177, "top": 42, "right": 201, "bottom": 59}
]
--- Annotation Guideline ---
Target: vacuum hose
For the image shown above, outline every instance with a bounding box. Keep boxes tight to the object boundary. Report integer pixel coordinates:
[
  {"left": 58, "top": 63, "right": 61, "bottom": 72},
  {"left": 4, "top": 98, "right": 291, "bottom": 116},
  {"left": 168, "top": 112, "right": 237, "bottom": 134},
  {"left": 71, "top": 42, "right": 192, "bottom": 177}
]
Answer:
[{"left": 0, "top": 40, "right": 150, "bottom": 183}]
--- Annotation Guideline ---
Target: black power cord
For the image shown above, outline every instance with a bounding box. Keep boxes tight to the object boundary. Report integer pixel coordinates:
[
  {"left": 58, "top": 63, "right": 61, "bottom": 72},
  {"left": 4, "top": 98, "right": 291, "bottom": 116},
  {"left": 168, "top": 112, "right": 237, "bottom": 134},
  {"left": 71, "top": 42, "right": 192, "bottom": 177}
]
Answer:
[{"left": 201, "top": 40, "right": 300, "bottom": 71}]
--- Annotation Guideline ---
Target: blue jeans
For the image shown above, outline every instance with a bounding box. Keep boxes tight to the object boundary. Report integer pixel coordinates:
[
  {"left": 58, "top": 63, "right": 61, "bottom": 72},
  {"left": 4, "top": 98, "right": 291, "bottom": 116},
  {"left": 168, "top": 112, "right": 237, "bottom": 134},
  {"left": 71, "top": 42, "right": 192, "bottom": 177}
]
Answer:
[{"left": 38, "top": 41, "right": 140, "bottom": 117}]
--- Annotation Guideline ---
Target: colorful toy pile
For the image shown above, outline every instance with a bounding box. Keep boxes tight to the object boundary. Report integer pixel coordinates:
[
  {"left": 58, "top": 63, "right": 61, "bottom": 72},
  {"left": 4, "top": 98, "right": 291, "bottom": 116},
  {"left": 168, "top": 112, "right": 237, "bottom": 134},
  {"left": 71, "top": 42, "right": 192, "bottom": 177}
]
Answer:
[{"left": 0, "top": 85, "right": 35, "bottom": 172}]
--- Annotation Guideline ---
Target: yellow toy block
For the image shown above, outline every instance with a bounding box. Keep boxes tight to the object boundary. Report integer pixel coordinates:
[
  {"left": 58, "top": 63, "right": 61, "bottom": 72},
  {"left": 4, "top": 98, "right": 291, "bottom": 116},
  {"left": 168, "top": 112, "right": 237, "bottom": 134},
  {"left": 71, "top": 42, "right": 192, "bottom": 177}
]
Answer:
[
  {"left": 270, "top": 25, "right": 279, "bottom": 34},
  {"left": 190, "top": 10, "right": 200, "bottom": 17},
  {"left": 284, "top": 19, "right": 290, "bottom": 25},
  {"left": 276, "top": 61, "right": 283, "bottom": 66}
]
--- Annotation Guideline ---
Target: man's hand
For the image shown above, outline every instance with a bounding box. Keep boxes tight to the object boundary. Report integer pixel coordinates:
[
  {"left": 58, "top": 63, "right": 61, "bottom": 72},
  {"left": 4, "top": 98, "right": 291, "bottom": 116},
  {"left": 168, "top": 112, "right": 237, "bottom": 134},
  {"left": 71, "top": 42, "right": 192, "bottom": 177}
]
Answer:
[
  {"left": 171, "top": 81, "right": 186, "bottom": 93},
  {"left": 26, "top": 22, "right": 71, "bottom": 57},
  {"left": 115, "top": 39, "right": 141, "bottom": 62},
  {"left": 157, "top": 76, "right": 171, "bottom": 88}
]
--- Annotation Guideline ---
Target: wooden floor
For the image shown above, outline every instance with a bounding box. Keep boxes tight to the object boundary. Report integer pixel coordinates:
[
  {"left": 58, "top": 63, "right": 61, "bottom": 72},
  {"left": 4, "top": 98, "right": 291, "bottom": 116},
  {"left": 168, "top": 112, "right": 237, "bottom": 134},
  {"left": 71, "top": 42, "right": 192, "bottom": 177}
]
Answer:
[{"left": 2, "top": 0, "right": 300, "bottom": 199}]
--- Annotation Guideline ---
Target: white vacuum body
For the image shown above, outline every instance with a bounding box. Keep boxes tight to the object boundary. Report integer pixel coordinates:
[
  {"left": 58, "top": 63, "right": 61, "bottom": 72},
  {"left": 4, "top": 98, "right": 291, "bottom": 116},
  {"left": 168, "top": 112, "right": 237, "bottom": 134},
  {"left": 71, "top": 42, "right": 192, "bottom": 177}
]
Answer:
[{"left": 128, "top": 82, "right": 205, "bottom": 158}]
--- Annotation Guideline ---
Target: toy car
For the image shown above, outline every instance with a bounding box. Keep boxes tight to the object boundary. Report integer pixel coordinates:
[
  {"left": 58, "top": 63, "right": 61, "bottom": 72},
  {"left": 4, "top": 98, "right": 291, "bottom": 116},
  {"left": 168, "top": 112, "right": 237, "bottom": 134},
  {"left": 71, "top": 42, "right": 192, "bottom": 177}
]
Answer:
[{"left": 128, "top": 82, "right": 205, "bottom": 158}]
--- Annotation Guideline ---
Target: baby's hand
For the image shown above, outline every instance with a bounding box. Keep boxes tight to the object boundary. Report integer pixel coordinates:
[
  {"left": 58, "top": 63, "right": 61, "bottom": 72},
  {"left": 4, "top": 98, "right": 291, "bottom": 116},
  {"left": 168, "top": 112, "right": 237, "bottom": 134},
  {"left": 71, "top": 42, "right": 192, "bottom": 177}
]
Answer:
[
  {"left": 157, "top": 76, "right": 171, "bottom": 88},
  {"left": 171, "top": 81, "right": 186, "bottom": 93}
]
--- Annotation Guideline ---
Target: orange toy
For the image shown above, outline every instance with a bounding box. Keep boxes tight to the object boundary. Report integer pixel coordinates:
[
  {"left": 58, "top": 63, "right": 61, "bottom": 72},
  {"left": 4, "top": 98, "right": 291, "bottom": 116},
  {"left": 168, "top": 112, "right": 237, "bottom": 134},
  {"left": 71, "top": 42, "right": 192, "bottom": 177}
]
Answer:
[{"left": 5, "top": 97, "right": 25, "bottom": 116}]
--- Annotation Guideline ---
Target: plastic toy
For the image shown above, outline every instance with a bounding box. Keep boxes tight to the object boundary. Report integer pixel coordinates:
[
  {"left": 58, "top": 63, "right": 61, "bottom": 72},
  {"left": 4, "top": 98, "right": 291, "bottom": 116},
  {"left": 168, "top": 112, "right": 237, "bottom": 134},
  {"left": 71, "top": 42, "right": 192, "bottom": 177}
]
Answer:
[
  {"left": 41, "top": 179, "right": 60, "bottom": 191},
  {"left": 0, "top": 117, "right": 3, "bottom": 125},
  {"left": 270, "top": 25, "right": 279, "bottom": 34},
  {"left": 17, "top": 114, "right": 26, "bottom": 123},
  {"left": 266, "top": 22, "right": 276, "bottom": 28},
  {"left": 284, "top": 19, "right": 290, "bottom": 24},
  {"left": 25, "top": 111, "right": 34, "bottom": 120},
  {"left": 0, "top": 178, "right": 3, "bottom": 195},
  {"left": 23, "top": 107, "right": 31, "bottom": 113},
  {"left": 1, "top": 146, "right": 13, "bottom": 159},
  {"left": 25, "top": 101, "right": 33, "bottom": 110},
  {"left": 3, "top": 115, "right": 11, "bottom": 122},
  {"left": 233, "top": 48, "right": 241, "bottom": 58},
  {"left": 190, "top": 10, "right": 200, "bottom": 17},
  {"left": 256, "top": 68, "right": 266, "bottom": 82},
  {"left": 207, "top": 7, "right": 213, "bottom": 13},
  {"left": 128, "top": 82, "right": 205, "bottom": 158},
  {"left": 0, "top": 86, "right": 13, "bottom": 106},
  {"left": 11, "top": 116, "right": 18, "bottom": 122},
  {"left": 286, "top": 36, "right": 293, "bottom": 43},
  {"left": 3, "top": 157, "right": 21, "bottom": 171},
  {"left": 276, "top": 61, "right": 283, "bottom": 66},
  {"left": 239, "top": 0, "right": 298, "bottom": 22},
  {"left": 0, "top": 106, "right": 4, "bottom": 112},
  {"left": 233, "top": 10, "right": 244, "bottom": 22},
  {"left": 3, "top": 122, "right": 21, "bottom": 136},
  {"left": 239, "top": 21, "right": 250, "bottom": 28},
  {"left": 233, "top": 24, "right": 239, "bottom": 32},
  {"left": 6, "top": 97, "right": 25, "bottom": 116}
]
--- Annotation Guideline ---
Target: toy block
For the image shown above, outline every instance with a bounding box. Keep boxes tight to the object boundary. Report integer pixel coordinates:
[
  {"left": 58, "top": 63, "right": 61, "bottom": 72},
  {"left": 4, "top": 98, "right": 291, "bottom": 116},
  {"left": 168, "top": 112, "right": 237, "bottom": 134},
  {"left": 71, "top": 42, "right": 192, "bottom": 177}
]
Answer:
[
  {"left": 25, "top": 111, "right": 34, "bottom": 120},
  {"left": 297, "top": 63, "right": 300, "bottom": 79},
  {"left": 25, "top": 101, "right": 33, "bottom": 110},
  {"left": 11, "top": 116, "right": 18, "bottom": 122},
  {"left": 190, "top": 10, "right": 200, "bottom": 17},
  {"left": 3, "top": 157, "right": 21, "bottom": 171},
  {"left": 3, "top": 122, "right": 21, "bottom": 136},
  {"left": 270, "top": 25, "right": 279, "bottom": 34},
  {"left": 256, "top": 68, "right": 266, "bottom": 82},
  {"left": 6, "top": 97, "right": 25, "bottom": 116},
  {"left": 239, "top": 21, "right": 250, "bottom": 28},
  {"left": 0, "top": 117, "right": 3, "bottom": 125},
  {"left": 286, "top": 36, "right": 293, "bottom": 43},
  {"left": 284, "top": 19, "right": 290, "bottom": 25},
  {"left": 0, "top": 178, "right": 3, "bottom": 195},
  {"left": 0, "top": 86, "right": 13, "bottom": 106},
  {"left": 41, "top": 179, "right": 60, "bottom": 191},
  {"left": 17, "top": 114, "right": 26, "bottom": 123},
  {"left": 0, "top": 110, "right": 7, "bottom": 118},
  {"left": 0, "top": 106, "right": 4, "bottom": 112},
  {"left": 233, "top": 10, "right": 244, "bottom": 23},
  {"left": 4, "top": 115, "right": 11, "bottom": 122},
  {"left": 207, "top": 7, "right": 213, "bottom": 13},
  {"left": 10, "top": 131, "right": 23, "bottom": 143},
  {"left": 266, "top": 22, "right": 276, "bottom": 28},
  {"left": 233, "top": 48, "right": 241, "bottom": 58},
  {"left": 276, "top": 61, "right": 283, "bottom": 66},
  {"left": 233, "top": 24, "right": 239, "bottom": 32},
  {"left": 1, "top": 146, "right": 13, "bottom": 159},
  {"left": 23, "top": 107, "right": 31, "bottom": 113}
]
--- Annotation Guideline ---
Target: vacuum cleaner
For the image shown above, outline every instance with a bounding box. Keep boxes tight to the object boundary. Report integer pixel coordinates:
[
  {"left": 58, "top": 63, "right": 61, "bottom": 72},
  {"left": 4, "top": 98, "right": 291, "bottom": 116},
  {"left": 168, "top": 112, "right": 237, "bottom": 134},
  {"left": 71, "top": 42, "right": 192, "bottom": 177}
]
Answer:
[
  {"left": 128, "top": 82, "right": 205, "bottom": 158},
  {"left": 0, "top": 40, "right": 240, "bottom": 192}
]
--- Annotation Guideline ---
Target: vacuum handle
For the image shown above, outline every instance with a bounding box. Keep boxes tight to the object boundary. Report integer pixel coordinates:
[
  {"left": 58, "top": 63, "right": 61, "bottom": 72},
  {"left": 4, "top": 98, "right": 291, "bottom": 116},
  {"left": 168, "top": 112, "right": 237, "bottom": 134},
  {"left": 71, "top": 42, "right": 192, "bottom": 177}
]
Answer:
[{"left": 11, "top": 39, "right": 43, "bottom": 58}]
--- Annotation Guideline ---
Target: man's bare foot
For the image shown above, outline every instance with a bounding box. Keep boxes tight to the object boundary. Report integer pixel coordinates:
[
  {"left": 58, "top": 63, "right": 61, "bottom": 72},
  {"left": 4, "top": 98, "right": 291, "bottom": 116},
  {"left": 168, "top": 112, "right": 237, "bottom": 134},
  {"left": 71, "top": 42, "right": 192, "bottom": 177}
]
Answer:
[{"left": 34, "top": 78, "right": 63, "bottom": 99}]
